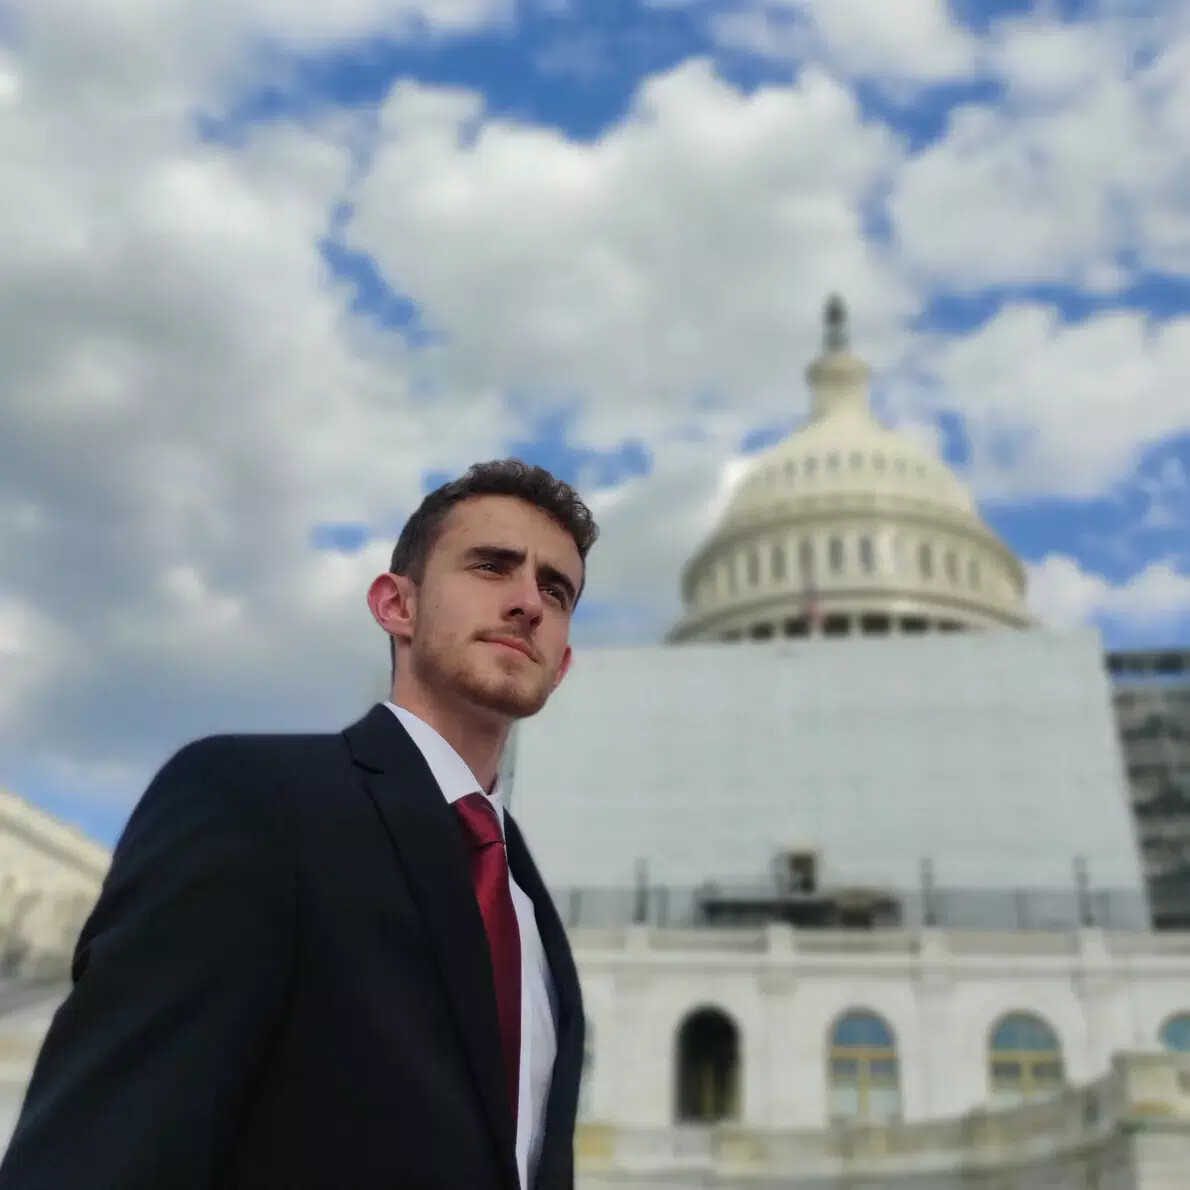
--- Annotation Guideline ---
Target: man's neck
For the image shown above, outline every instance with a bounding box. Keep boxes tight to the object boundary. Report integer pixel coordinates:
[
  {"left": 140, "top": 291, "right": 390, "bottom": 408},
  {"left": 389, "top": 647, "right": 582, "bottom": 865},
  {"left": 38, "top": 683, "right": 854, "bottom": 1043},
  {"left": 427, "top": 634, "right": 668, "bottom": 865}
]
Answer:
[{"left": 390, "top": 691, "right": 508, "bottom": 793}]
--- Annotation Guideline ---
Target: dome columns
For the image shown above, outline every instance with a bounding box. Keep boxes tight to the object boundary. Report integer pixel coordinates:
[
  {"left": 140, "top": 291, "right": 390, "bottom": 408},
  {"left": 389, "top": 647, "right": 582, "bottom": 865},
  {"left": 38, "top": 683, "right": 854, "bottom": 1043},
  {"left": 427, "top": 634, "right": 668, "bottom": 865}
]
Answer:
[{"left": 669, "top": 295, "right": 1031, "bottom": 645}]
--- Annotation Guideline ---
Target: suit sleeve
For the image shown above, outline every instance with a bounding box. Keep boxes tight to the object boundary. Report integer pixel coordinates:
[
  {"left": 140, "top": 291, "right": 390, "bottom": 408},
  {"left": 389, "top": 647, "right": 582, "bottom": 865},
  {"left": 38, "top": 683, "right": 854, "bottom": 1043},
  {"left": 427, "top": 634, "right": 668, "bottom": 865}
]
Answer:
[{"left": 0, "top": 737, "right": 297, "bottom": 1190}]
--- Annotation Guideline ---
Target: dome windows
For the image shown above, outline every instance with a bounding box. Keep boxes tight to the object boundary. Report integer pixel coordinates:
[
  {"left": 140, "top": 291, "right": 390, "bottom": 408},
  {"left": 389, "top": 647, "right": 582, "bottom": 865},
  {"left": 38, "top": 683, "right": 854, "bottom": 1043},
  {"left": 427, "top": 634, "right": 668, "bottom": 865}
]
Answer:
[
  {"left": 850, "top": 452, "right": 863, "bottom": 470},
  {"left": 859, "top": 536, "right": 875, "bottom": 574},
  {"left": 828, "top": 537, "right": 845, "bottom": 574},
  {"left": 919, "top": 543, "right": 934, "bottom": 579},
  {"left": 799, "top": 540, "right": 815, "bottom": 580},
  {"left": 873, "top": 454, "right": 886, "bottom": 472}
]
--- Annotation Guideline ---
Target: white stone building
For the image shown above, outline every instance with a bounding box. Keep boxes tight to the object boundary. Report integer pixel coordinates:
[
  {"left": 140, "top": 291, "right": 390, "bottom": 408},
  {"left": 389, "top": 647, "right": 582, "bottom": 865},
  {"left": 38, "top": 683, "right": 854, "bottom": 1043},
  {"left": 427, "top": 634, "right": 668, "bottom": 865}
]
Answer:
[
  {"left": 0, "top": 789, "right": 109, "bottom": 1150},
  {"left": 571, "top": 925, "right": 1190, "bottom": 1187},
  {"left": 0, "top": 787, "right": 108, "bottom": 981},
  {"left": 509, "top": 301, "right": 1190, "bottom": 1188},
  {"left": 1, "top": 300, "right": 1189, "bottom": 1186}
]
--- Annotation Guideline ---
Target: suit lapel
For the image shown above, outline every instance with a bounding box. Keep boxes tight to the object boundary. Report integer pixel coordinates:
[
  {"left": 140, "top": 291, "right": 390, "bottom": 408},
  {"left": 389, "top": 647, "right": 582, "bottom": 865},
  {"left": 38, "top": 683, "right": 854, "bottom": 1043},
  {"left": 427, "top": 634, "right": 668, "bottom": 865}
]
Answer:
[
  {"left": 505, "top": 815, "right": 585, "bottom": 1190},
  {"left": 343, "top": 706, "right": 518, "bottom": 1190}
]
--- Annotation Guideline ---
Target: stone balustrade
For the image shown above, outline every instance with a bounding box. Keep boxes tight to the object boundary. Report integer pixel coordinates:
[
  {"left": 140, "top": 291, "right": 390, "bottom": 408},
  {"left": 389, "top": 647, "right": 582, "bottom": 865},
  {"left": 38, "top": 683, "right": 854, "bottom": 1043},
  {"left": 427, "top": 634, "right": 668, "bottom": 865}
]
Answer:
[{"left": 576, "top": 1052, "right": 1190, "bottom": 1186}]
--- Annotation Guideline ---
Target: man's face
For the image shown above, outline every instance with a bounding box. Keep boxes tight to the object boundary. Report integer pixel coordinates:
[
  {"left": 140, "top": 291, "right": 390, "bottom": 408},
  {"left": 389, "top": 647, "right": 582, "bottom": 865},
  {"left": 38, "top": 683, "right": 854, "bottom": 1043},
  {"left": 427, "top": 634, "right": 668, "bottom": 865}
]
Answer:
[{"left": 402, "top": 496, "right": 582, "bottom": 722}]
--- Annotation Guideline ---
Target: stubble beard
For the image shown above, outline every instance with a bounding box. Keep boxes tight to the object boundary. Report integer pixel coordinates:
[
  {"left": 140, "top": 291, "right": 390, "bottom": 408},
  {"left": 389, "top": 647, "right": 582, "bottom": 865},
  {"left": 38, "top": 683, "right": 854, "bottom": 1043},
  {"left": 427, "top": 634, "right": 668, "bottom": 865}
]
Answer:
[{"left": 413, "top": 626, "right": 552, "bottom": 723}]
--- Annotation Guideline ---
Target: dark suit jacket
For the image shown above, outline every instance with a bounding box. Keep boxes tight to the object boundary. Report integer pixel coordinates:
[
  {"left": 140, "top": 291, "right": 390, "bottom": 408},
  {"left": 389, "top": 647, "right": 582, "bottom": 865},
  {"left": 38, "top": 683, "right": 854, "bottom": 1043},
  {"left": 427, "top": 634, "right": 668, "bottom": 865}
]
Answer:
[{"left": 0, "top": 706, "right": 584, "bottom": 1190}]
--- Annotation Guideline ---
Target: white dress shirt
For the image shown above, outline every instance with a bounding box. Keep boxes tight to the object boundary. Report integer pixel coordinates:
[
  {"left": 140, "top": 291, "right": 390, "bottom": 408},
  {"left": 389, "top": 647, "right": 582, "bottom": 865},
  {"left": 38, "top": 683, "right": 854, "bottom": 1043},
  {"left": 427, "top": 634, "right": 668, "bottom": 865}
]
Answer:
[{"left": 386, "top": 703, "right": 557, "bottom": 1190}]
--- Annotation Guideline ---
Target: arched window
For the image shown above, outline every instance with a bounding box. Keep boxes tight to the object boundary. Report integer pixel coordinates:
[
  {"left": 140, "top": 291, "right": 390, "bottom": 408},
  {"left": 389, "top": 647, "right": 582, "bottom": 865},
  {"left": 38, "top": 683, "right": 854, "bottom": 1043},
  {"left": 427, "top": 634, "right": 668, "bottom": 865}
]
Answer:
[
  {"left": 945, "top": 550, "right": 958, "bottom": 583},
  {"left": 675, "top": 1007, "right": 740, "bottom": 1123},
  {"left": 826, "top": 453, "right": 840, "bottom": 472},
  {"left": 828, "top": 1011, "right": 901, "bottom": 1123},
  {"left": 746, "top": 550, "right": 760, "bottom": 586},
  {"left": 918, "top": 542, "right": 933, "bottom": 579},
  {"left": 828, "top": 537, "right": 844, "bottom": 574},
  {"left": 858, "top": 536, "right": 874, "bottom": 574},
  {"left": 1160, "top": 1014, "right": 1190, "bottom": 1053},
  {"left": 850, "top": 452, "right": 863, "bottom": 470},
  {"left": 989, "top": 1013, "right": 1064, "bottom": 1105},
  {"left": 772, "top": 544, "right": 787, "bottom": 582}
]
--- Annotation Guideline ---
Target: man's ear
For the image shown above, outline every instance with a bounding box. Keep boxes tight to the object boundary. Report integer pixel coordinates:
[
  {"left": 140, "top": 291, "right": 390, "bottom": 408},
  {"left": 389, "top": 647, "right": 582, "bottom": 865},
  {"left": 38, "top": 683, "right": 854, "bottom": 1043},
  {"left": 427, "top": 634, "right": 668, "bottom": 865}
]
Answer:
[{"left": 368, "top": 572, "right": 417, "bottom": 645}]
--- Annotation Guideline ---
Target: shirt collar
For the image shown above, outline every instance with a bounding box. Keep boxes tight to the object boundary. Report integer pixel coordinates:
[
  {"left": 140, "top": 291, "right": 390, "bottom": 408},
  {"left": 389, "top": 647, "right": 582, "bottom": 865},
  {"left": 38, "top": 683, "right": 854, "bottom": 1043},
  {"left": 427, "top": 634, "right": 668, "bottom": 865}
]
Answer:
[{"left": 385, "top": 702, "right": 505, "bottom": 829}]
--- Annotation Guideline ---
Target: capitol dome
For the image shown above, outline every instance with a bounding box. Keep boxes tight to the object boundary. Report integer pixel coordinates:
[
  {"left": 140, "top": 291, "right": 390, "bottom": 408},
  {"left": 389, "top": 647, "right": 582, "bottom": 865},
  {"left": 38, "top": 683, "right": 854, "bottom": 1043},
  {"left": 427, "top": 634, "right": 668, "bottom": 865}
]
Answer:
[{"left": 670, "top": 297, "right": 1030, "bottom": 643}]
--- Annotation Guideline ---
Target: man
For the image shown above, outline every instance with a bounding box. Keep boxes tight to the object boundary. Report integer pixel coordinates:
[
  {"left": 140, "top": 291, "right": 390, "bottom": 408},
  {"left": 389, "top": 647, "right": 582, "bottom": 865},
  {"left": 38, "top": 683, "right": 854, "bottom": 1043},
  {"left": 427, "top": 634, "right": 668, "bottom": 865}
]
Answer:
[{"left": 0, "top": 459, "right": 598, "bottom": 1190}]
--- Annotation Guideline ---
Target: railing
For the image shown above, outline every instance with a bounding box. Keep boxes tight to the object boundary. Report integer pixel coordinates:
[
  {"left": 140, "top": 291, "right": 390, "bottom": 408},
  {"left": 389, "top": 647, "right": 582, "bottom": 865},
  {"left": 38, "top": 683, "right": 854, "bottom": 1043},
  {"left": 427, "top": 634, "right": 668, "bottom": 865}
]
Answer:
[
  {"left": 571, "top": 923, "right": 1190, "bottom": 961},
  {"left": 576, "top": 1053, "right": 1190, "bottom": 1181},
  {"left": 552, "top": 883, "right": 1154, "bottom": 932}
]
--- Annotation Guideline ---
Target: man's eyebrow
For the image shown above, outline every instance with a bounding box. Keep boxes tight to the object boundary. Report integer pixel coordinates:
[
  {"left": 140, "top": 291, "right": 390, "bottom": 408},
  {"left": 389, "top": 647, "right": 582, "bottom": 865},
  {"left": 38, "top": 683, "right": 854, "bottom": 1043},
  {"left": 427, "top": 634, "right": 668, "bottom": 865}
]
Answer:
[{"left": 463, "top": 544, "right": 579, "bottom": 606}]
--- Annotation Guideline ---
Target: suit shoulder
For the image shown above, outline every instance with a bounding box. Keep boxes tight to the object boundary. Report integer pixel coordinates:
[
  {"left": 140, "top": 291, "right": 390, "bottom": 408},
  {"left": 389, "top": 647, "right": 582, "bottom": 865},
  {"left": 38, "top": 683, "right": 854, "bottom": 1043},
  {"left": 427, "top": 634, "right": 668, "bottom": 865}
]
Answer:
[
  {"left": 159, "top": 730, "right": 347, "bottom": 787},
  {"left": 132, "top": 731, "right": 342, "bottom": 843},
  {"left": 165, "top": 728, "right": 344, "bottom": 763},
  {"left": 157, "top": 730, "right": 353, "bottom": 832}
]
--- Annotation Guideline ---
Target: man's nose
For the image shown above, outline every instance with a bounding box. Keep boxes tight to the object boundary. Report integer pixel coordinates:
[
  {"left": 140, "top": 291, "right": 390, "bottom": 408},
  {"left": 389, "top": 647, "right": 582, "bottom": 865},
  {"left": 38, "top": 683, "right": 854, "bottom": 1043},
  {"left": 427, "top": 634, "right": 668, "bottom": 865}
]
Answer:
[{"left": 506, "top": 571, "right": 544, "bottom": 620}]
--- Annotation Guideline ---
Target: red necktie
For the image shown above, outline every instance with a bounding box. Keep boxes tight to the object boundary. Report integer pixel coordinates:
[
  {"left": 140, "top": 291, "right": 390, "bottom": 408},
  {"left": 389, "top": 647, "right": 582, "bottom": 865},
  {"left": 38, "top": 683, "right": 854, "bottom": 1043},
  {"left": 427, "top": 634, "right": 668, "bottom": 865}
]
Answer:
[{"left": 454, "top": 792, "right": 521, "bottom": 1125}]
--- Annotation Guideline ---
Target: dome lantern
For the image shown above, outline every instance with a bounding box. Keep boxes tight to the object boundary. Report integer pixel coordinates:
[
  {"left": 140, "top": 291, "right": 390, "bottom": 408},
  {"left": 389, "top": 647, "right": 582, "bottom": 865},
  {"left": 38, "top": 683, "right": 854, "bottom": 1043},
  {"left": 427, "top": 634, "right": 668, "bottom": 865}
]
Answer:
[
  {"left": 807, "top": 296, "right": 872, "bottom": 424},
  {"left": 824, "top": 294, "right": 849, "bottom": 351}
]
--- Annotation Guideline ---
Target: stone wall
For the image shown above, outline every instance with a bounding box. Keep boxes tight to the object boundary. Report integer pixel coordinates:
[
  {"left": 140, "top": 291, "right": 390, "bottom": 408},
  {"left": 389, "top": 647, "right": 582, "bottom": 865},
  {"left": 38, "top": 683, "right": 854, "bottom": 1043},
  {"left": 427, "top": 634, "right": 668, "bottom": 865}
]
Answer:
[{"left": 576, "top": 925, "right": 1190, "bottom": 1129}]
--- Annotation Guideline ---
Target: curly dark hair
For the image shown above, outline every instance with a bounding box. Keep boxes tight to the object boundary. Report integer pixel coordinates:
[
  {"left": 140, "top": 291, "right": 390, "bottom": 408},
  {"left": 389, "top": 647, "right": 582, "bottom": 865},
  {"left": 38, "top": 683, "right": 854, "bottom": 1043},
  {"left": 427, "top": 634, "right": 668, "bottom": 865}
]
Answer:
[{"left": 390, "top": 458, "right": 599, "bottom": 583}]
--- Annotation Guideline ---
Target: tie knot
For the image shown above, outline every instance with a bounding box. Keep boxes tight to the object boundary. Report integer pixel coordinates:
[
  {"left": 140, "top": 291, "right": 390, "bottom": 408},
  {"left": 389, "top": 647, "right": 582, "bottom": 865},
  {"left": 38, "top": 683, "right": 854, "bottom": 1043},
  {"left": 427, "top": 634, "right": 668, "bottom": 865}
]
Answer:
[{"left": 454, "top": 791, "right": 504, "bottom": 848}]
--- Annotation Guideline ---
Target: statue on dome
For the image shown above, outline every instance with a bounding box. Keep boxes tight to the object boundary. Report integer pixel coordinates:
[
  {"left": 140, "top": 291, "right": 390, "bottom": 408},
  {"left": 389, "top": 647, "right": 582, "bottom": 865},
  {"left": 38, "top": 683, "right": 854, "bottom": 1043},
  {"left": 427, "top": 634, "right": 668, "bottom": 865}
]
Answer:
[{"left": 824, "top": 294, "right": 849, "bottom": 351}]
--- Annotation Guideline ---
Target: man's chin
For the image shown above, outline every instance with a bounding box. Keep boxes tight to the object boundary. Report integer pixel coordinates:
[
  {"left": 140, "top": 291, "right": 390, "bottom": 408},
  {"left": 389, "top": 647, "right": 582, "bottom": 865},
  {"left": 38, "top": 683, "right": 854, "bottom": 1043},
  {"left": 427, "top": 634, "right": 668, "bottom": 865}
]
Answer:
[{"left": 466, "top": 676, "right": 551, "bottom": 721}]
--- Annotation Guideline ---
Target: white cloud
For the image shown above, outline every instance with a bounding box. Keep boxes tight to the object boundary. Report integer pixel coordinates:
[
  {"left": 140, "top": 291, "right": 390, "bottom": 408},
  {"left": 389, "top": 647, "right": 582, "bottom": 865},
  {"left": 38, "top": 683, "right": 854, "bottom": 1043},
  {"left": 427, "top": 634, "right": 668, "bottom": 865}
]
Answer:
[
  {"left": 0, "top": 597, "right": 66, "bottom": 726},
  {"left": 890, "top": 10, "right": 1190, "bottom": 287},
  {"left": 15, "top": 0, "right": 512, "bottom": 90},
  {"left": 897, "top": 303, "right": 1190, "bottom": 499},
  {"left": 709, "top": 0, "right": 977, "bottom": 86},
  {"left": 888, "top": 416, "right": 944, "bottom": 459},
  {"left": 0, "top": 5, "right": 528, "bottom": 796},
  {"left": 1028, "top": 555, "right": 1190, "bottom": 630},
  {"left": 1137, "top": 456, "right": 1189, "bottom": 531},
  {"left": 348, "top": 59, "right": 913, "bottom": 450}
]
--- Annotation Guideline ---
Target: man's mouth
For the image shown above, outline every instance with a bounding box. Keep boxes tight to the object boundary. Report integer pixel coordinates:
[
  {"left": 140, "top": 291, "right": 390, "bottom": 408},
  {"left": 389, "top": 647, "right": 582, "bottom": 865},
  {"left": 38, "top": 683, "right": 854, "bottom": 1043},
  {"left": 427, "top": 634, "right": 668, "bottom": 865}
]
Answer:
[{"left": 484, "top": 637, "right": 535, "bottom": 661}]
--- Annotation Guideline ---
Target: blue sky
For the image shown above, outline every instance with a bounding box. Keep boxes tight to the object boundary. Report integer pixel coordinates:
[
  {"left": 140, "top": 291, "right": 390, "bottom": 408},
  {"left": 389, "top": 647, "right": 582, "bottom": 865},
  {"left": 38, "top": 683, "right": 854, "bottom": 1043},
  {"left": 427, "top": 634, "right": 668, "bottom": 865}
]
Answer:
[{"left": 2, "top": 0, "right": 1190, "bottom": 843}]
